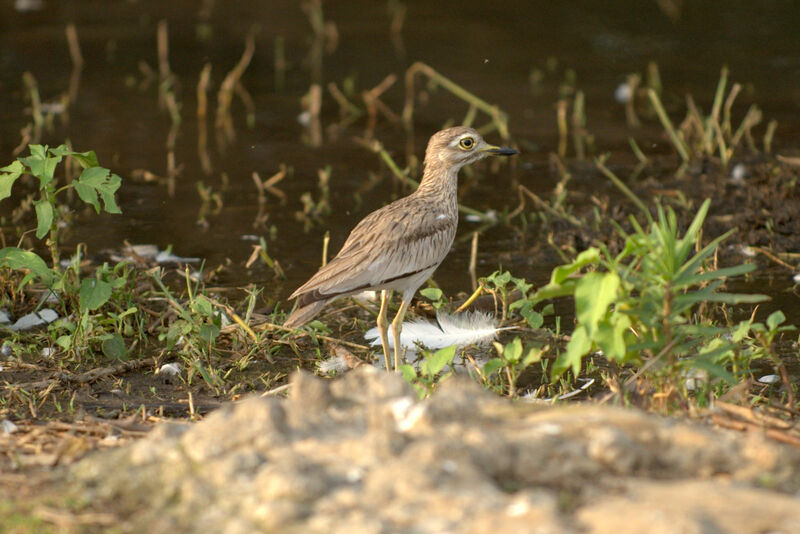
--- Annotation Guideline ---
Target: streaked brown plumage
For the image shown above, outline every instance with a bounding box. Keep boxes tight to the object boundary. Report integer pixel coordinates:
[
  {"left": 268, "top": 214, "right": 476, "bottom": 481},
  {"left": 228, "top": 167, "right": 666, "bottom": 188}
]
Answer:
[{"left": 284, "top": 126, "right": 518, "bottom": 370}]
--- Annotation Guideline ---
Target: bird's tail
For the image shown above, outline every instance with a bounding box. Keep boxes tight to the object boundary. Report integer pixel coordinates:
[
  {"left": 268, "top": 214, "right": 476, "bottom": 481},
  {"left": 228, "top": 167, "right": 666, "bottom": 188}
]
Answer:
[{"left": 283, "top": 299, "right": 328, "bottom": 329}]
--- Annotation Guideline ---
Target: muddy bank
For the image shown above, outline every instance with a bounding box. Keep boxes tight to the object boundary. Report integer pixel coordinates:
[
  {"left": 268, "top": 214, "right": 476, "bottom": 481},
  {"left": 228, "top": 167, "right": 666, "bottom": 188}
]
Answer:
[{"left": 50, "top": 368, "right": 800, "bottom": 533}]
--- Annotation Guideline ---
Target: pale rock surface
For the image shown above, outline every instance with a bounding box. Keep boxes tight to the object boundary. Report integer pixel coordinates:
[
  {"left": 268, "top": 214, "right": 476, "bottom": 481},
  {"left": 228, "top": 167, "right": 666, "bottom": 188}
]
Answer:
[{"left": 65, "top": 367, "right": 800, "bottom": 533}]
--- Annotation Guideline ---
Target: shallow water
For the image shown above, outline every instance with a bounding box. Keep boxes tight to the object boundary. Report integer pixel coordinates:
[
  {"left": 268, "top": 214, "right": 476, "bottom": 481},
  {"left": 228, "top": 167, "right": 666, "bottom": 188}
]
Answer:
[{"left": 1, "top": 0, "right": 800, "bottom": 306}]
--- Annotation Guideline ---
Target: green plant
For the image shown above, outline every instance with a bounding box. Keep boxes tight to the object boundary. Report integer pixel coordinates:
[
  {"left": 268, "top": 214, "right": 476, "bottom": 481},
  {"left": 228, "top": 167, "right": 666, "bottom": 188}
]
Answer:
[
  {"left": 481, "top": 270, "right": 544, "bottom": 327},
  {"left": 400, "top": 344, "right": 457, "bottom": 397},
  {"left": 483, "top": 337, "right": 544, "bottom": 397},
  {"left": 419, "top": 287, "right": 446, "bottom": 309},
  {"left": 534, "top": 198, "right": 769, "bottom": 402},
  {"left": 0, "top": 144, "right": 121, "bottom": 269},
  {"left": 152, "top": 268, "right": 225, "bottom": 391},
  {"left": 1, "top": 145, "right": 128, "bottom": 360}
]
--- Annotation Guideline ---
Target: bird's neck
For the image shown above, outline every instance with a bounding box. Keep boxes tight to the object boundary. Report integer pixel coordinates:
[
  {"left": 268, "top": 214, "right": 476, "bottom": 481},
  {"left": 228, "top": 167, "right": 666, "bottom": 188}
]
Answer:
[{"left": 416, "top": 159, "right": 460, "bottom": 203}]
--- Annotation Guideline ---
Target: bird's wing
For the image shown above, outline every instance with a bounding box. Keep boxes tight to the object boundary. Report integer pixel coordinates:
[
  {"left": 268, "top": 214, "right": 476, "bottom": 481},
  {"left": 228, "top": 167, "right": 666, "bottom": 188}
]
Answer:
[{"left": 290, "top": 197, "right": 457, "bottom": 303}]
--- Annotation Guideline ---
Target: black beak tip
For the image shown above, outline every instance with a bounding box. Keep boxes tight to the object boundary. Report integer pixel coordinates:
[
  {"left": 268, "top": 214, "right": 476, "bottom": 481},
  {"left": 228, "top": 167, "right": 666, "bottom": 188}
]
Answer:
[{"left": 492, "top": 147, "right": 519, "bottom": 156}]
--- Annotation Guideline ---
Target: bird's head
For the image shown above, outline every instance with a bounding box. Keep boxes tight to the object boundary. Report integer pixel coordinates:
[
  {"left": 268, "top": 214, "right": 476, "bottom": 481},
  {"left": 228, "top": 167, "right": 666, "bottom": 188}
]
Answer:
[{"left": 425, "top": 126, "right": 518, "bottom": 171}]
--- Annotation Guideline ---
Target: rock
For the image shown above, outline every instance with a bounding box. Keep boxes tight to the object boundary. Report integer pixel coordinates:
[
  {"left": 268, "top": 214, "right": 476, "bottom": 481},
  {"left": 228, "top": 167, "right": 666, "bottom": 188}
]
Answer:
[
  {"left": 62, "top": 368, "right": 800, "bottom": 533},
  {"left": 578, "top": 479, "right": 800, "bottom": 534},
  {"left": 9, "top": 308, "right": 59, "bottom": 331}
]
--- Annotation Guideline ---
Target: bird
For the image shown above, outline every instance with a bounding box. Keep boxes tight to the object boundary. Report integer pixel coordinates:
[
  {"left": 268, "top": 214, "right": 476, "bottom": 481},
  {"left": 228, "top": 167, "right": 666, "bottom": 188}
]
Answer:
[{"left": 283, "top": 126, "right": 518, "bottom": 371}]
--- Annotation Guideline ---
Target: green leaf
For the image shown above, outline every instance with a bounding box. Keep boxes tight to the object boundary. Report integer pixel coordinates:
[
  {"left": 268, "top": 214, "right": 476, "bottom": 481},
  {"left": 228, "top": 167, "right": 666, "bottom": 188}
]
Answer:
[
  {"left": 399, "top": 364, "right": 418, "bottom": 382},
  {"left": 691, "top": 357, "right": 735, "bottom": 384},
  {"left": 79, "top": 278, "right": 112, "bottom": 310},
  {"left": 76, "top": 166, "right": 122, "bottom": 214},
  {"left": 766, "top": 310, "right": 786, "bottom": 331},
  {"left": 49, "top": 146, "right": 99, "bottom": 168},
  {"left": 550, "top": 247, "right": 600, "bottom": 285},
  {"left": 20, "top": 146, "right": 61, "bottom": 188},
  {"left": 673, "top": 263, "right": 755, "bottom": 288},
  {"left": 0, "top": 247, "right": 55, "bottom": 287},
  {"left": 34, "top": 200, "right": 53, "bottom": 239},
  {"left": 674, "top": 291, "right": 768, "bottom": 306},
  {"left": 420, "top": 345, "right": 457, "bottom": 377},
  {"left": 420, "top": 287, "right": 443, "bottom": 301},
  {"left": 72, "top": 150, "right": 99, "bottom": 168},
  {"left": 521, "top": 308, "right": 543, "bottom": 329},
  {"left": 595, "top": 313, "right": 631, "bottom": 361},
  {"left": 575, "top": 271, "right": 619, "bottom": 335},
  {"left": 192, "top": 295, "right": 214, "bottom": 317},
  {"left": 482, "top": 357, "right": 505, "bottom": 377},
  {"left": 198, "top": 324, "right": 221, "bottom": 344},
  {"left": 521, "top": 347, "right": 543, "bottom": 367},
  {"left": 0, "top": 160, "right": 24, "bottom": 201},
  {"left": 101, "top": 333, "right": 128, "bottom": 360},
  {"left": 731, "top": 320, "right": 752, "bottom": 343},
  {"left": 55, "top": 335, "right": 72, "bottom": 350},
  {"left": 510, "top": 300, "right": 544, "bottom": 329},
  {"left": 555, "top": 324, "right": 591, "bottom": 377},
  {"left": 503, "top": 337, "right": 523, "bottom": 363}
]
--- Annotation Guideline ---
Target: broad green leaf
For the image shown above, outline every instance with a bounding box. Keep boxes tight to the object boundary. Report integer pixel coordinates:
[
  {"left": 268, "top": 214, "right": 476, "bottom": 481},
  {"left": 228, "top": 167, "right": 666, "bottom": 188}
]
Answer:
[
  {"left": 20, "top": 146, "right": 61, "bottom": 188},
  {"left": 420, "top": 287, "right": 443, "bottom": 301},
  {"left": 555, "top": 324, "right": 591, "bottom": 377},
  {"left": 509, "top": 300, "right": 544, "bottom": 329},
  {"left": 532, "top": 280, "right": 577, "bottom": 302},
  {"left": 0, "top": 247, "right": 55, "bottom": 287},
  {"left": 521, "top": 347, "right": 543, "bottom": 367},
  {"left": 72, "top": 150, "right": 99, "bottom": 168},
  {"left": 198, "top": 324, "right": 221, "bottom": 344},
  {"left": 74, "top": 182, "right": 99, "bottom": 211},
  {"left": 0, "top": 160, "right": 24, "bottom": 201},
  {"left": 399, "top": 364, "right": 418, "bottom": 382},
  {"left": 731, "top": 320, "right": 752, "bottom": 343},
  {"left": 521, "top": 308, "right": 543, "bottom": 329},
  {"left": 34, "top": 200, "right": 53, "bottom": 239},
  {"left": 482, "top": 357, "right": 505, "bottom": 377},
  {"left": 49, "top": 146, "right": 99, "bottom": 168},
  {"left": 766, "top": 310, "right": 786, "bottom": 331},
  {"left": 192, "top": 294, "right": 214, "bottom": 317},
  {"left": 420, "top": 344, "right": 457, "bottom": 377},
  {"left": 503, "top": 337, "right": 523, "bottom": 363},
  {"left": 56, "top": 335, "right": 72, "bottom": 350},
  {"left": 99, "top": 172, "right": 122, "bottom": 213},
  {"left": 596, "top": 312, "right": 632, "bottom": 361},
  {"left": 101, "top": 333, "right": 128, "bottom": 360},
  {"left": 550, "top": 247, "right": 600, "bottom": 285},
  {"left": 575, "top": 271, "right": 619, "bottom": 335},
  {"left": 79, "top": 278, "right": 112, "bottom": 310},
  {"left": 487, "top": 270, "right": 512, "bottom": 288},
  {"left": 76, "top": 166, "right": 122, "bottom": 214}
]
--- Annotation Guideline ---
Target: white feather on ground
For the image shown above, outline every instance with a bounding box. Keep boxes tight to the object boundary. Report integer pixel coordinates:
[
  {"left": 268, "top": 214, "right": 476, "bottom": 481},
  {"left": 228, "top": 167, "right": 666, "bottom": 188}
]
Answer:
[{"left": 365, "top": 311, "right": 509, "bottom": 353}]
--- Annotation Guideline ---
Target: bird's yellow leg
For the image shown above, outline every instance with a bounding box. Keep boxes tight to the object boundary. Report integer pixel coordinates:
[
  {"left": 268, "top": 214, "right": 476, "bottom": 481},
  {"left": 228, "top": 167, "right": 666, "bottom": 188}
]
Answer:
[
  {"left": 377, "top": 290, "right": 392, "bottom": 372},
  {"left": 391, "top": 297, "right": 412, "bottom": 372}
]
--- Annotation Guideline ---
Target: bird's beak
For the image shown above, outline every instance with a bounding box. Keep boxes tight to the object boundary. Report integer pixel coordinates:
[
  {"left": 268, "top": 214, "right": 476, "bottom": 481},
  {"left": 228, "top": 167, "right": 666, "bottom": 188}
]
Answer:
[{"left": 482, "top": 144, "right": 519, "bottom": 156}]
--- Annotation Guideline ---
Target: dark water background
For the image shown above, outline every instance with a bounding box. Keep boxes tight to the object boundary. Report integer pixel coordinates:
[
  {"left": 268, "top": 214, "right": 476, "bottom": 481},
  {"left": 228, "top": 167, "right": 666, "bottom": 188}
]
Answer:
[{"left": 1, "top": 0, "right": 799, "bottom": 308}]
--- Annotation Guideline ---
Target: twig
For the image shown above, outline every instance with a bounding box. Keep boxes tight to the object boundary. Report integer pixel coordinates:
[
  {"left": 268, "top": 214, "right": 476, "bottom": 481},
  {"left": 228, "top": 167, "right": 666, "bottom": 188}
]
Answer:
[
  {"left": 6, "top": 358, "right": 157, "bottom": 392},
  {"left": 260, "top": 383, "right": 291, "bottom": 397},
  {"left": 253, "top": 321, "right": 370, "bottom": 351},
  {"left": 216, "top": 29, "right": 256, "bottom": 128},
  {"left": 65, "top": 24, "right": 84, "bottom": 69},
  {"left": 403, "top": 61, "right": 509, "bottom": 139},
  {"left": 648, "top": 88, "right": 690, "bottom": 162}
]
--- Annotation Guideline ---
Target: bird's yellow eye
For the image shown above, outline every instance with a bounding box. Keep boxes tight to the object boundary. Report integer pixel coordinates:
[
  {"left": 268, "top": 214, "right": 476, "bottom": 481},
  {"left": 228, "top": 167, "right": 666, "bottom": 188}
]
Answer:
[{"left": 458, "top": 137, "right": 475, "bottom": 150}]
